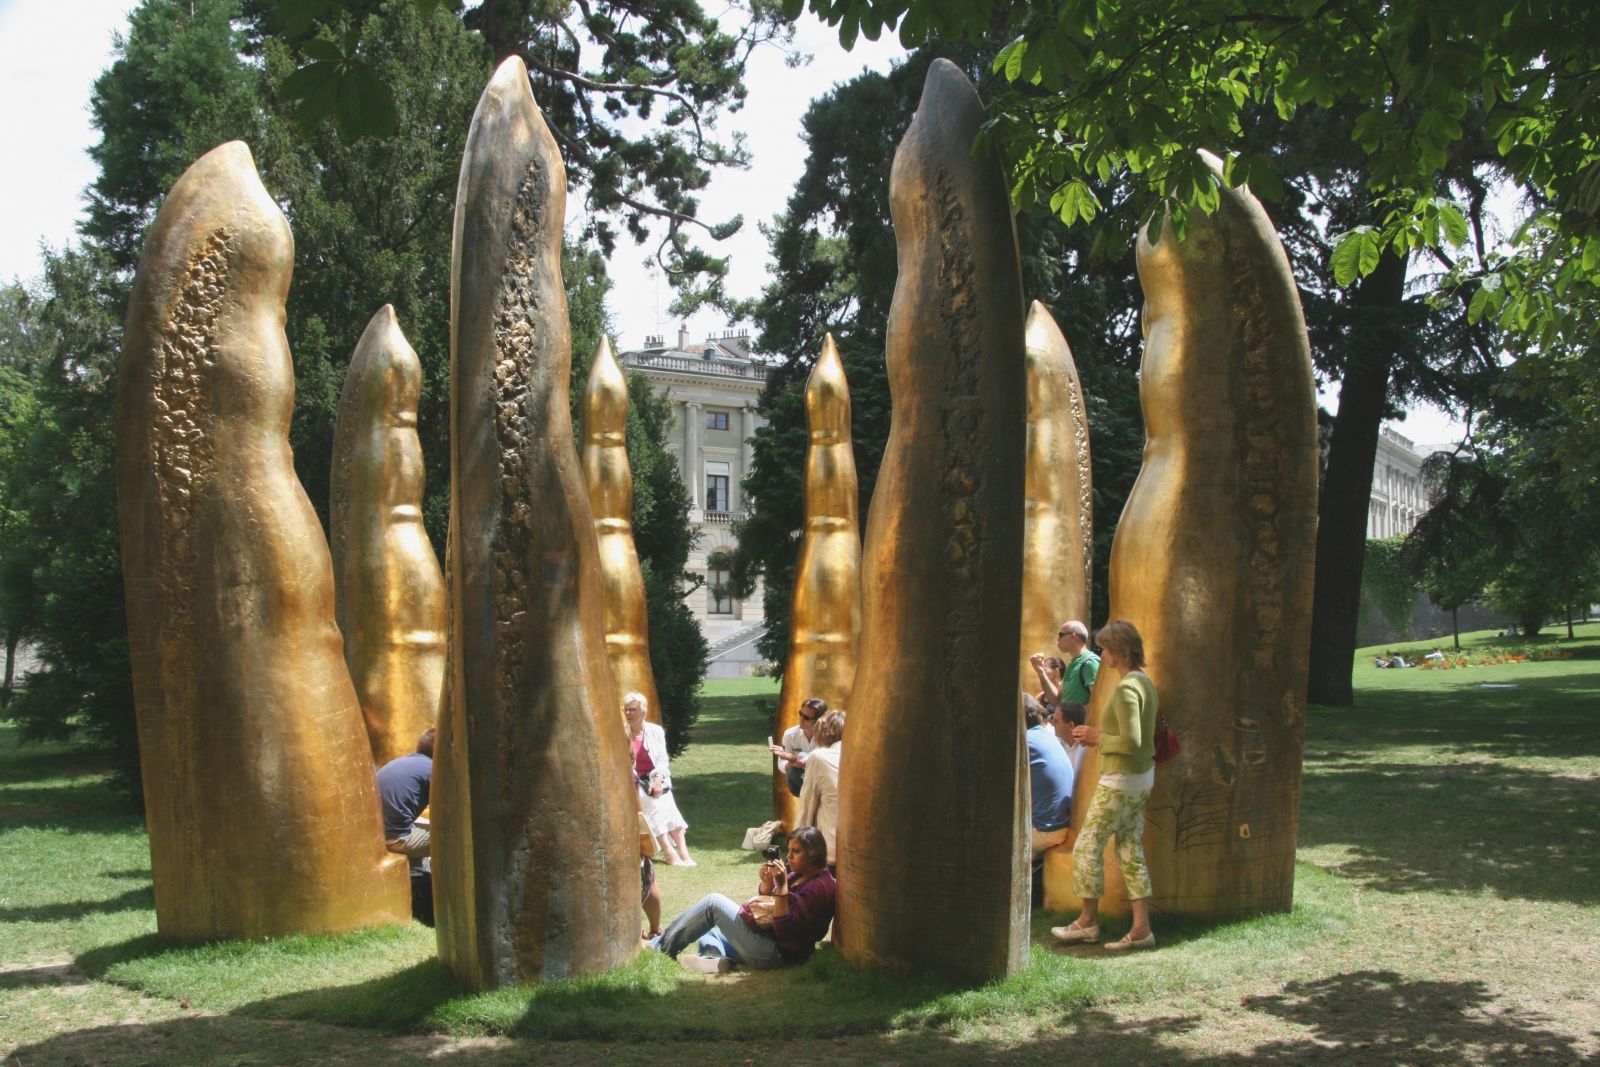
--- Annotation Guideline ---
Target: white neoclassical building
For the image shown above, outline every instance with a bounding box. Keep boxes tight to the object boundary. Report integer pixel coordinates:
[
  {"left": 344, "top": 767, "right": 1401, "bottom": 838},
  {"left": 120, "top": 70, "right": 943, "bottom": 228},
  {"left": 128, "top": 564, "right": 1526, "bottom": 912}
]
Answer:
[
  {"left": 1368, "top": 425, "right": 1429, "bottom": 539},
  {"left": 620, "top": 326, "right": 768, "bottom": 635}
]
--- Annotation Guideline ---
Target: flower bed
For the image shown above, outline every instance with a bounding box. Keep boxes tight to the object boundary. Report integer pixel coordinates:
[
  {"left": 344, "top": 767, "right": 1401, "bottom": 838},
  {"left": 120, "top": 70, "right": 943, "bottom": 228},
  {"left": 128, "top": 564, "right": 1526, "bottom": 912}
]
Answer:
[{"left": 1415, "top": 646, "right": 1575, "bottom": 669}]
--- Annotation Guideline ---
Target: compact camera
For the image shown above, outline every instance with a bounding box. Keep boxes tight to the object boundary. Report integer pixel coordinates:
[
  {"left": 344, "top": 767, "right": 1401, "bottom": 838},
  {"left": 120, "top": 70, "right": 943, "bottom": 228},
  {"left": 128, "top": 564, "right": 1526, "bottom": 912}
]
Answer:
[{"left": 762, "top": 841, "right": 785, "bottom": 861}]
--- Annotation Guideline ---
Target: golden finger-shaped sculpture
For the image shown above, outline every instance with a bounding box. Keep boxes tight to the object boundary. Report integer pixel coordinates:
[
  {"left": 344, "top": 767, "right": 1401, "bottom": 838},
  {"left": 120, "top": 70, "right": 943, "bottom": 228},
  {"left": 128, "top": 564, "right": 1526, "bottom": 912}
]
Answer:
[
  {"left": 330, "top": 305, "right": 447, "bottom": 768},
  {"left": 581, "top": 336, "right": 661, "bottom": 725},
  {"left": 433, "top": 56, "right": 637, "bottom": 989},
  {"left": 836, "top": 59, "right": 1030, "bottom": 982},
  {"left": 773, "top": 334, "right": 861, "bottom": 828},
  {"left": 1078, "top": 151, "right": 1319, "bottom": 919},
  {"left": 116, "top": 141, "right": 410, "bottom": 940},
  {"left": 1018, "top": 301, "right": 1093, "bottom": 695}
]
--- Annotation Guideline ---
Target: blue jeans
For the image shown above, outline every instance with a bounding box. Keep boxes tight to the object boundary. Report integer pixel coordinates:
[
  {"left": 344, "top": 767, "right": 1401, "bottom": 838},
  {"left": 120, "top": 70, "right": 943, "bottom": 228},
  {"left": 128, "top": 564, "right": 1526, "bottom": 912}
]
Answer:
[{"left": 652, "top": 893, "right": 786, "bottom": 969}]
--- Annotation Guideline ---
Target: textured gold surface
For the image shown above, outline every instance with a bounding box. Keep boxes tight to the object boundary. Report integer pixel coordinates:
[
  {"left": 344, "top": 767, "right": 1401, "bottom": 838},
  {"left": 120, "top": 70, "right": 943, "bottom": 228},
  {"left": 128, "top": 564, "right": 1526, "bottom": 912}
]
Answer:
[
  {"left": 1072, "top": 152, "right": 1319, "bottom": 918},
  {"left": 773, "top": 334, "right": 861, "bottom": 828},
  {"left": 1018, "top": 301, "right": 1093, "bottom": 694},
  {"left": 116, "top": 141, "right": 410, "bottom": 940},
  {"left": 330, "top": 305, "right": 446, "bottom": 767},
  {"left": 581, "top": 336, "right": 661, "bottom": 726},
  {"left": 835, "top": 59, "right": 1030, "bottom": 982},
  {"left": 433, "top": 57, "right": 638, "bottom": 989}
]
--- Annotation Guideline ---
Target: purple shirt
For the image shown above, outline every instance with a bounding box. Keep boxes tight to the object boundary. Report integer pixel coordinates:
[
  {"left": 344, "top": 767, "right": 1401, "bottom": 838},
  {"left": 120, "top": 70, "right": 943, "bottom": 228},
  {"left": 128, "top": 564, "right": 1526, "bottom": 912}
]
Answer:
[{"left": 742, "top": 867, "right": 837, "bottom": 964}]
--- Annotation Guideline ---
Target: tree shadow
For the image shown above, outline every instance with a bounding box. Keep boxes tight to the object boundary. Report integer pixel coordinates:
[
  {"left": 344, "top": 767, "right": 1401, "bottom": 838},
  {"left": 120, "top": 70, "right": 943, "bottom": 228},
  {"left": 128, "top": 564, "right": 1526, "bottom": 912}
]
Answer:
[
  {"left": 0, "top": 961, "right": 85, "bottom": 990},
  {"left": 1211, "top": 970, "right": 1595, "bottom": 1064},
  {"left": 0, "top": 885, "right": 154, "bottom": 924},
  {"left": 1298, "top": 759, "right": 1600, "bottom": 905},
  {"left": 75, "top": 933, "right": 168, "bottom": 977},
  {"left": 13, "top": 971, "right": 1592, "bottom": 1065}
]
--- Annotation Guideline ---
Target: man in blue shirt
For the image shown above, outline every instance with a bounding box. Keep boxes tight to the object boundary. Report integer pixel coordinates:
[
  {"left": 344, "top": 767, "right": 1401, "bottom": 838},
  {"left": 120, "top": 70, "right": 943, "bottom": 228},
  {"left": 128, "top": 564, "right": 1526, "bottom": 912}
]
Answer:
[
  {"left": 376, "top": 727, "right": 434, "bottom": 860},
  {"left": 1024, "top": 694, "right": 1078, "bottom": 854}
]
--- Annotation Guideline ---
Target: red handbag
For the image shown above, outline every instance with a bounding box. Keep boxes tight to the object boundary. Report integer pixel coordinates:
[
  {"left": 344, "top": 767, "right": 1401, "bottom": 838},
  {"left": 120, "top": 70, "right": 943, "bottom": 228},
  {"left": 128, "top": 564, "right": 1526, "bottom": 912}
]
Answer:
[{"left": 1153, "top": 714, "right": 1181, "bottom": 764}]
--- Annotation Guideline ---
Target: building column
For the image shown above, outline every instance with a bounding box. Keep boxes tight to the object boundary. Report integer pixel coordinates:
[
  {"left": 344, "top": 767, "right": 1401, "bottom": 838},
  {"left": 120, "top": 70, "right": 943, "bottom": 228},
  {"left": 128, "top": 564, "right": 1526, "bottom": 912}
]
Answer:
[
  {"left": 683, "top": 400, "right": 703, "bottom": 518},
  {"left": 739, "top": 405, "right": 757, "bottom": 512}
]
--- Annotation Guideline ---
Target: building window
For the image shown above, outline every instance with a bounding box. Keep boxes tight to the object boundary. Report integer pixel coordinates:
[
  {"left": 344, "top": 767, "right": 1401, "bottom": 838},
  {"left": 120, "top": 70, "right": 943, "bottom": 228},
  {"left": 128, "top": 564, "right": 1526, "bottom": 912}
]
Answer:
[
  {"left": 706, "top": 474, "right": 730, "bottom": 512},
  {"left": 707, "top": 565, "right": 734, "bottom": 615},
  {"left": 705, "top": 410, "right": 729, "bottom": 431}
]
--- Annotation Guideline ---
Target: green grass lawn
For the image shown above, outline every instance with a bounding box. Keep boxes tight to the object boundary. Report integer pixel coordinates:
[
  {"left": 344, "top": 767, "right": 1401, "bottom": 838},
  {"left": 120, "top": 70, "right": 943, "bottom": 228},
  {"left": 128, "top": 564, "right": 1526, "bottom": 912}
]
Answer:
[{"left": 4, "top": 624, "right": 1598, "bottom": 1061}]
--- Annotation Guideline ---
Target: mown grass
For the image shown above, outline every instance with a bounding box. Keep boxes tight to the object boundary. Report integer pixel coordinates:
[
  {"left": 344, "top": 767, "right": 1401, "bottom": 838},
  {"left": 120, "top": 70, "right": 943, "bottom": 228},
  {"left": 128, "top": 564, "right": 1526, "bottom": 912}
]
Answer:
[{"left": 5, "top": 622, "right": 1597, "bottom": 1050}]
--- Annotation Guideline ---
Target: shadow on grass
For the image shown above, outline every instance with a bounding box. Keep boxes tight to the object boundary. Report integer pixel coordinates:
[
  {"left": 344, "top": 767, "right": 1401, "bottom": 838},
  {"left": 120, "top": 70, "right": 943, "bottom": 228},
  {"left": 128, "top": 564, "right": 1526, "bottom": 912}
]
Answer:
[
  {"left": 1208, "top": 969, "right": 1594, "bottom": 1063},
  {"left": 1299, "top": 759, "right": 1600, "bottom": 905},
  {"left": 11, "top": 967, "right": 1591, "bottom": 1065},
  {"left": 60, "top": 900, "right": 1332, "bottom": 1046},
  {"left": 0, "top": 884, "right": 153, "bottom": 923}
]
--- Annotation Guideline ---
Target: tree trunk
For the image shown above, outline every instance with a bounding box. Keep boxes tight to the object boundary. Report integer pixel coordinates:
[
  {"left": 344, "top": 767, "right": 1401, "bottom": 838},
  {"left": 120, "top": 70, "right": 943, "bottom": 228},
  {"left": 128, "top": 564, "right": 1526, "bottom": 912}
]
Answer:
[
  {"left": 1567, "top": 604, "right": 1574, "bottom": 639},
  {"left": 471, "top": 0, "right": 526, "bottom": 62},
  {"left": 1306, "top": 250, "right": 1409, "bottom": 706},
  {"left": 2, "top": 627, "right": 16, "bottom": 708},
  {"left": 1452, "top": 606, "right": 1460, "bottom": 650}
]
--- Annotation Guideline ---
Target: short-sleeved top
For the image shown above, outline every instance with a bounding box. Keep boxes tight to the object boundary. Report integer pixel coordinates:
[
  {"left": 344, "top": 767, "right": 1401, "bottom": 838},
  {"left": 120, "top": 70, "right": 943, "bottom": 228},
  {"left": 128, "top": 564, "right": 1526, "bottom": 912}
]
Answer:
[
  {"left": 1027, "top": 724, "right": 1076, "bottom": 832},
  {"left": 375, "top": 752, "right": 431, "bottom": 839},
  {"left": 778, "top": 722, "right": 817, "bottom": 772},
  {"left": 1062, "top": 651, "right": 1100, "bottom": 705}
]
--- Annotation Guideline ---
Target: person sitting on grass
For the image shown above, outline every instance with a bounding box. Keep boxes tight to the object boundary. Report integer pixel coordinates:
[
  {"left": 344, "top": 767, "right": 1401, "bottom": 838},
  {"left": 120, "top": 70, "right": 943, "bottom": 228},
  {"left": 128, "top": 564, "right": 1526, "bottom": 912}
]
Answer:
[
  {"left": 1024, "top": 694, "right": 1077, "bottom": 856},
  {"left": 649, "top": 826, "right": 836, "bottom": 974}
]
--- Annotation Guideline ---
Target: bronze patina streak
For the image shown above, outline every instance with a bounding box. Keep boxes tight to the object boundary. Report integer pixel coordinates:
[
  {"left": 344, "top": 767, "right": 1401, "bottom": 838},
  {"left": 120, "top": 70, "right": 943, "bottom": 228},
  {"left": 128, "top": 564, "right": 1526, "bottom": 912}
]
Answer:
[
  {"left": 1018, "top": 301, "right": 1093, "bottom": 694},
  {"left": 434, "top": 56, "right": 638, "bottom": 989},
  {"left": 116, "top": 141, "right": 409, "bottom": 940},
  {"left": 773, "top": 334, "right": 861, "bottom": 828},
  {"left": 835, "top": 59, "right": 1030, "bottom": 982},
  {"left": 1075, "top": 152, "right": 1319, "bottom": 918},
  {"left": 330, "top": 305, "right": 446, "bottom": 767},
  {"left": 581, "top": 336, "right": 661, "bottom": 726}
]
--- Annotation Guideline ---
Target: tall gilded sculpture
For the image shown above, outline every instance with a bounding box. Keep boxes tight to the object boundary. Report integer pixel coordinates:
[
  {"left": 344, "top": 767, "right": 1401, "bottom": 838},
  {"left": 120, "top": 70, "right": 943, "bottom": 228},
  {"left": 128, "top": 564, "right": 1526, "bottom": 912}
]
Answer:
[
  {"left": 1018, "top": 301, "right": 1093, "bottom": 695},
  {"left": 835, "top": 60, "right": 1030, "bottom": 982},
  {"left": 581, "top": 336, "right": 661, "bottom": 725},
  {"left": 432, "top": 57, "right": 637, "bottom": 989},
  {"left": 773, "top": 334, "right": 861, "bottom": 828},
  {"left": 1074, "top": 152, "right": 1319, "bottom": 918},
  {"left": 116, "top": 141, "right": 410, "bottom": 940},
  {"left": 330, "top": 305, "right": 447, "bottom": 767}
]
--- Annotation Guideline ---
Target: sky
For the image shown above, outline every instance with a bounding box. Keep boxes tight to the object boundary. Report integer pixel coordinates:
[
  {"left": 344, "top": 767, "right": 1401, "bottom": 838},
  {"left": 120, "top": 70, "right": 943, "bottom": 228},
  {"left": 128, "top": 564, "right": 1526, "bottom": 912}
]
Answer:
[{"left": 0, "top": 0, "right": 1466, "bottom": 451}]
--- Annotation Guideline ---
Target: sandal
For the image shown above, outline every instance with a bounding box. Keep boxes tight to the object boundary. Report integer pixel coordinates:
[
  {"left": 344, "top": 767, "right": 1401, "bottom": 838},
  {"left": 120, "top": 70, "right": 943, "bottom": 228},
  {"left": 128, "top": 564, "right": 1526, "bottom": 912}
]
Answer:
[
  {"left": 1104, "top": 932, "right": 1156, "bottom": 951},
  {"left": 1050, "top": 921, "right": 1100, "bottom": 944}
]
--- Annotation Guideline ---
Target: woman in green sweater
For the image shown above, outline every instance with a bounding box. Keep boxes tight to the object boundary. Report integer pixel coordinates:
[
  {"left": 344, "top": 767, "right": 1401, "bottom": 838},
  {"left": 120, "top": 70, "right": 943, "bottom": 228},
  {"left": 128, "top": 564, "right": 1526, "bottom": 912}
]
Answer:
[{"left": 1052, "top": 620, "right": 1158, "bottom": 951}]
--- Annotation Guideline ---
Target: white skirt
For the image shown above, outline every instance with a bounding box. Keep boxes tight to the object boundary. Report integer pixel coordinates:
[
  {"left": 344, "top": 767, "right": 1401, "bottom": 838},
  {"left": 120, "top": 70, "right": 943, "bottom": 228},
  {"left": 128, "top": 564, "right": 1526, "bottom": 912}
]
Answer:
[{"left": 639, "top": 784, "right": 688, "bottom": 837}]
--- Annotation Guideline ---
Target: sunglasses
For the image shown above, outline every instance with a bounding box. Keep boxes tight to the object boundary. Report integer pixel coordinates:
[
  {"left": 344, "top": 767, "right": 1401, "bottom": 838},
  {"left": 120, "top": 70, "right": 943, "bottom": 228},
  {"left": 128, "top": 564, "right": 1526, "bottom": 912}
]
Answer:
[{"left": 799, "top": 714, "right": 819, "bottom": 722}]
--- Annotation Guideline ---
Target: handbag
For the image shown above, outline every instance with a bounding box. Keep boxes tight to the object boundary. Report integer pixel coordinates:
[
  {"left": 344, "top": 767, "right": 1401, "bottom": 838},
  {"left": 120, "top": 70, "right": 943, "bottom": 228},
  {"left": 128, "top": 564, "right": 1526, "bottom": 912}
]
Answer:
[
  {"left": 638, "top": 812, "right": 659, "bottom": 858},
  {"left": 741, "top": 819, "right": 784, "bottom": 851},
  {"left": 1153, "top": 714, "right": 1181, "bottom": 764}
]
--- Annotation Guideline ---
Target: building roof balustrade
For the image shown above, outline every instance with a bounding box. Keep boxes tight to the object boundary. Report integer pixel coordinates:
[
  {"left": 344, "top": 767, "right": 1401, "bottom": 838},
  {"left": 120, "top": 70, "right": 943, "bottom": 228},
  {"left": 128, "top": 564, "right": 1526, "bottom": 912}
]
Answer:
[{"left": 620, "top": 350, "right": 767, "bottom": 382}]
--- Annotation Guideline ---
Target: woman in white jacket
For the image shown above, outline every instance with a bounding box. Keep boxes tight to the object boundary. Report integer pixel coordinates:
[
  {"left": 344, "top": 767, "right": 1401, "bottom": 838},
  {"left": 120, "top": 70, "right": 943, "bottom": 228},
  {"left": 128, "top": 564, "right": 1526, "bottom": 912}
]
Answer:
[
  {"left": 624, "top": 692, "right": 695, "bottom": 866},
  {"left": 796, "top": 709, "right": 845, "bottom": 868}
]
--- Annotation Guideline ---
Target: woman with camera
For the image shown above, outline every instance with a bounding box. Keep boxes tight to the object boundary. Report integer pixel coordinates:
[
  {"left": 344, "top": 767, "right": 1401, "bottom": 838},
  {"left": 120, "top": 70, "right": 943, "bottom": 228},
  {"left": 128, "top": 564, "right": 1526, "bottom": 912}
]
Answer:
[
  {"left": 624, "top": 692, "right": 695, "bottom": 866},
  {"left": 649, "top": 826, "right": 837, "bottom": 973}
]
